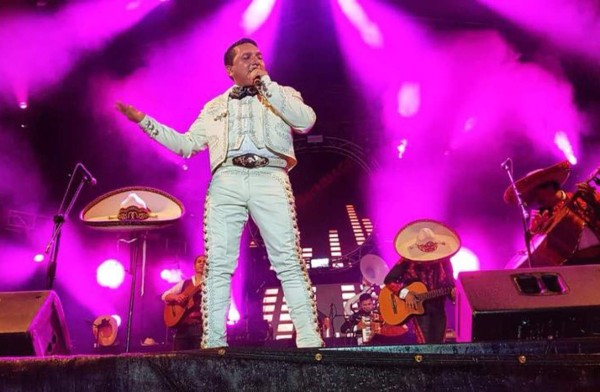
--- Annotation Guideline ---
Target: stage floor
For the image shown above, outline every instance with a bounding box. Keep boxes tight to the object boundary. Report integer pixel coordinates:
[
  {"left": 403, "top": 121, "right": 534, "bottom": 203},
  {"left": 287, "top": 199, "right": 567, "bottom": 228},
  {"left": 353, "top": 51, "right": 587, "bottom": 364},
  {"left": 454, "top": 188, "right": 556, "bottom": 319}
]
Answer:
[{"left": 2, "top": 339, "right": 600, "bottom": 392}]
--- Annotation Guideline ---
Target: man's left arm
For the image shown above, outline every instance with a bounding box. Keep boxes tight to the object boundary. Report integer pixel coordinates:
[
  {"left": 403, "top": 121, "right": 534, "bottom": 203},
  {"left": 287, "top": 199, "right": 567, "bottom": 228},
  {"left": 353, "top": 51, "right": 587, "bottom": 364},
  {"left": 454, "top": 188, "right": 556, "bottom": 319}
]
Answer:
[{"left": 258, "top": 76, "right": 316, "bottom": 132}]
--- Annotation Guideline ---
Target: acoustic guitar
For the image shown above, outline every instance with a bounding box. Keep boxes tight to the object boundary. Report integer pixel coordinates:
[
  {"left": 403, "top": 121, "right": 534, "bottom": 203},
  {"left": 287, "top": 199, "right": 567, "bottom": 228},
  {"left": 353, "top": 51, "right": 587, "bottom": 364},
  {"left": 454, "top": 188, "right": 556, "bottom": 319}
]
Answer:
[
  {"left": 163, "top": 282, "right": 203, "bottom": 328},
  {"left": 379, "top": 282, "right": 453, "bottom": 326}
]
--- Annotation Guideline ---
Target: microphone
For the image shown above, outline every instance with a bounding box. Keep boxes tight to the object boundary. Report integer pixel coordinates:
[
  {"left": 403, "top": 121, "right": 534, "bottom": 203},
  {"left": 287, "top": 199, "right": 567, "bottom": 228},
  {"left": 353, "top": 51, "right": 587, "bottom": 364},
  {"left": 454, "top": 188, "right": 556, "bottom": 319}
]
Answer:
[
  {"left": 500, "top": 158, "right": 511, "bottom": 169},
  {"left": 78, "top": 162, "right": 97, "bottom": 185},
  {"left": 253, "top": 74, "right": 271, "bottom": 97}
]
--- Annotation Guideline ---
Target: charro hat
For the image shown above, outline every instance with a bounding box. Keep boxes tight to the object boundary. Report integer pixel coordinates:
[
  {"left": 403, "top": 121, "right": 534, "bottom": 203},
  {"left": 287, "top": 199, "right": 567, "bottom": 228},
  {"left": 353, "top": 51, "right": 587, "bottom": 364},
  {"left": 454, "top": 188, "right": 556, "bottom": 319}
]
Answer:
[
  {"left": 394, "top": 219, "right": 461, "bottom": 262},
  {"left": 503, "top": 161, "right": 571, "bottom": 205},
  {"left": 80, "top": 186, "right": 184, "bottom": 231},
  {"left": 92, "top": 315, "right": 118, "bottom": 347}
]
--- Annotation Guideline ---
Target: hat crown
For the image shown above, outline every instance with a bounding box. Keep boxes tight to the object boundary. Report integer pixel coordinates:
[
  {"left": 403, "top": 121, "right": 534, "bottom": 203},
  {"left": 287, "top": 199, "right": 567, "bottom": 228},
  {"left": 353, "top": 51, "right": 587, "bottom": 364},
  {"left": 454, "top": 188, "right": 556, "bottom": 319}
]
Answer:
[
  {"left": 120, "top": 192, "right": 148, "bottom": 209},
  {"left": 416, "top": 228, "right": 436, "bottom": 244}
]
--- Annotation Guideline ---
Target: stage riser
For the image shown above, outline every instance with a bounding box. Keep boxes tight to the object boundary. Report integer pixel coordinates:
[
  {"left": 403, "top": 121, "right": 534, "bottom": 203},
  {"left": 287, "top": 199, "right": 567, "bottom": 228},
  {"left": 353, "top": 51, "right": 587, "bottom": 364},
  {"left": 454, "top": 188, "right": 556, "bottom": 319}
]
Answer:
[{"left": 1, "top": 349, "right": 599, "bottom": 392}]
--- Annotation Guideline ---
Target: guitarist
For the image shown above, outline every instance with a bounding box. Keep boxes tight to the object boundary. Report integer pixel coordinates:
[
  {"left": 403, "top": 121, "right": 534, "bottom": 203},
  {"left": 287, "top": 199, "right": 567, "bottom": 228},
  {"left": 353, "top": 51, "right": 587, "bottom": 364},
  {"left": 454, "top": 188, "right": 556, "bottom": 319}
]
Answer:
[
  {"left": 383, "top": 220, "right": 460, "bottom": 344},
  {"left": 504, "top": 160, "right": 600, "bottom": 266},
  {"left": 161, "top": 255, "right": 206, "bottom": 350}
]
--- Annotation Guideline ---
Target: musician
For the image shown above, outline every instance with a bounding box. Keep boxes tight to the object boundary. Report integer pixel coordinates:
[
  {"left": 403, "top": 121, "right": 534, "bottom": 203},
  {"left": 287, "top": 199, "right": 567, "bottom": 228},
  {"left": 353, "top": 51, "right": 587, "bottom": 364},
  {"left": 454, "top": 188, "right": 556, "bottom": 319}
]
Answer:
[
  {"left": 340, "top": 293, "right": 376, "bottom": 335},
  {"left": 117, "top": 38, "right": 323, "bottom": 349},
  {"left": 384, "top": 220, "right": 459, "bottom": 344},
  {"left": 504, "top": 161, "right": 600, "bottom": 265},
  {"left": 161, "top": 255, "right": 206, "bottom": 350}
]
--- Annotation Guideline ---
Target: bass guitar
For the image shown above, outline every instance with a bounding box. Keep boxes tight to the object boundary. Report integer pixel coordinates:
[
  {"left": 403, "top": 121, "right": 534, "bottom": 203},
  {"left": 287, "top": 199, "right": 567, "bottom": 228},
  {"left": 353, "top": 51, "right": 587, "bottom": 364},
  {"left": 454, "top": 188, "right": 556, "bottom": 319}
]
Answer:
[
  {"left": 379, "top": 282, "right": 453, "bottom": 326},
  {"left": 163, "top": 282, "right": 203, "bottom": 328}
]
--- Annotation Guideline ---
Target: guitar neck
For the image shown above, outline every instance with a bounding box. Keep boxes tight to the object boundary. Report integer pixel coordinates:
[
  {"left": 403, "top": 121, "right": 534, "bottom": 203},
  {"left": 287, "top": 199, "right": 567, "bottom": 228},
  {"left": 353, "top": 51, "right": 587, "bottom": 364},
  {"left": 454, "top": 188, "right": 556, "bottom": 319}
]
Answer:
[{"left": 420, "top": 286, "right": 453, "bottom": 301}]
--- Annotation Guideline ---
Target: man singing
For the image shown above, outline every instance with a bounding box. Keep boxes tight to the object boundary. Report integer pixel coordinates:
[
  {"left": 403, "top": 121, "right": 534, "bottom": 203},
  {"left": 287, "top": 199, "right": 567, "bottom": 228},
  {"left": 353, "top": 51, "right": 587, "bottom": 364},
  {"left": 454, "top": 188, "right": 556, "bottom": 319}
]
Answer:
[{"left": 117, "top": 38, "right": 323, "bottom": 348}]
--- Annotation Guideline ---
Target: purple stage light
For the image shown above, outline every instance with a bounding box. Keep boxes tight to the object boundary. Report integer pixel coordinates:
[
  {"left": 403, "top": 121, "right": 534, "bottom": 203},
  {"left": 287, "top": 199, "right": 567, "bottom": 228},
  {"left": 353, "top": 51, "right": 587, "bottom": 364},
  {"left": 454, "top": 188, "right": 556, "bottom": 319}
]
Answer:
[
  {"left": 242, "top": 0, "right": 277, "bottom": 34},
  {"left": 337, "top": 0, "right": 382, "bottom": 47},
  {"left": 96, "top": 259, "right": 125, "bottom": 289},
  {"left": 451, "top": 247, "right": 480, "bottom": 279},
  {"left": 112, "top": 314, "right": 122, "bottom": 327},
  {"left": 33, "top": 253, "right": 45, "bottom": 263},
  {"left": 478, "top": 0, "right": 600, "bottom": 61},
  {"left": 126, "top": 1, "right": 141, "bottom": 11},
  {"left": 19, "top": 101, "right": 28, "bottom": 110},
  {"left": 160, "top": 268, "right": 183, "bottom": 284},
  {"left": 554, "top": 131, "right": 578, "bottom": 165},
  {"left": 396, "top": 139, "right": 408, "bottom": 159},
  {"left": 397, "top": 82, "right": 420, "bottom": 117},
  {"left": 227, "top": 302, "right": 241, "bottom": 326}
]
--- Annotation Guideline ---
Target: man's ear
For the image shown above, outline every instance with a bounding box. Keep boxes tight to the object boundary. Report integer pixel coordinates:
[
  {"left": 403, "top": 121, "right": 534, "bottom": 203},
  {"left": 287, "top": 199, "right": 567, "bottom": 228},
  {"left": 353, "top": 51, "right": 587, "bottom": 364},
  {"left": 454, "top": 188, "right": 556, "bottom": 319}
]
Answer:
[{"left": 226, "top": 65, "right": 233, "bottom": 78}]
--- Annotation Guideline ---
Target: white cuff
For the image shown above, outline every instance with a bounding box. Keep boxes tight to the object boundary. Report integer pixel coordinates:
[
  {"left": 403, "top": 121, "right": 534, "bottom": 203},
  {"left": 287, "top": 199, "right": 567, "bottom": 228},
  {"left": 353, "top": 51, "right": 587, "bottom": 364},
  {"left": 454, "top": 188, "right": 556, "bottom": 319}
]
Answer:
[{"left": 399, "top": 288, "right": 409, "bottom": 299}]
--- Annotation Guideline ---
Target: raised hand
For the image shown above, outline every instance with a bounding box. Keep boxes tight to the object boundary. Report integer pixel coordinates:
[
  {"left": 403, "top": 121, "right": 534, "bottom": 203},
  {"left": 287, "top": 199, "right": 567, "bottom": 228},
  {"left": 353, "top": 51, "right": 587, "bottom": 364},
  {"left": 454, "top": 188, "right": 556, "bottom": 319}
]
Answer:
[
  {"left": 249, "top": 67, "right": 268, "bottom": 83},
  {"left": 116, "top": 101, "right": 145, "bottom": 123}
]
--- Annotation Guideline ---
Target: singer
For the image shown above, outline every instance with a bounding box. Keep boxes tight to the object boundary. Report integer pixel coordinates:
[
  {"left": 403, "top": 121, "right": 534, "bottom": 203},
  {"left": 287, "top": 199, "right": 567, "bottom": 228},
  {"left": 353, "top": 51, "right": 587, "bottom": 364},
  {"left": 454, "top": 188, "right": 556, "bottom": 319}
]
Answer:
[
  {"left": 504, "top": 161, "right": 600, "bottom": 266},
  {"left": 116, "top": 38, "right": 323, "bottom": 349}
]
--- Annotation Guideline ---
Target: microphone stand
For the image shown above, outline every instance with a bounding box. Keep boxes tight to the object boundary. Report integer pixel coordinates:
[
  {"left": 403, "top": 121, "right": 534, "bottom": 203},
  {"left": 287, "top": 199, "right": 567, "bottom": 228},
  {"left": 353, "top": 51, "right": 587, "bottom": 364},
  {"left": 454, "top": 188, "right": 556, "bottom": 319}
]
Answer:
[
  {"left": 44, "top": 163, "right": 94, "bottom": 289},
  {"left": 501, "top": 159, "right": 533, "bottom": 268}
]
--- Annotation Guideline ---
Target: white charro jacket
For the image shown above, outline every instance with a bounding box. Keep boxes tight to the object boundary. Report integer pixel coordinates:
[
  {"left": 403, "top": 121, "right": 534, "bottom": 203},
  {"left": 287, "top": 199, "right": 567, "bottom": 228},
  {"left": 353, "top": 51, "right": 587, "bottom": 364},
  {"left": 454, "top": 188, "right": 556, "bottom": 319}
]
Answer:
[{"left": 138, "top": 76, "right": 316, "bottom": 172}]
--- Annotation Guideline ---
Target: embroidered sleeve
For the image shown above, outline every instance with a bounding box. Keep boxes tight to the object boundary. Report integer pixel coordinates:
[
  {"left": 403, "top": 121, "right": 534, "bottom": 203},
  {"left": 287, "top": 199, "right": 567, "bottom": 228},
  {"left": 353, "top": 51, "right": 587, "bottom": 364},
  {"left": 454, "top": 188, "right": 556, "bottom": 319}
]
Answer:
[
  {"left": 259, "top": 75, "right": 316, "bottom": 133},
  {"left": 137, "top": 111, "right": 208, "bottom": 158}
]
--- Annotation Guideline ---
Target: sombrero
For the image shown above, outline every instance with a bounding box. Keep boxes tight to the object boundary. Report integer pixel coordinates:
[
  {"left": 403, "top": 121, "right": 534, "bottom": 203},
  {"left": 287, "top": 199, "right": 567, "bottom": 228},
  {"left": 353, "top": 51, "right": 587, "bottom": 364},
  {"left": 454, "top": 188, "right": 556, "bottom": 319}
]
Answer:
[
  {"left": 80, "top": 186, "right": 184, "bottom": 231},
  {"left": 503, "top": 161, "right": 571, "bottom": 205},
  {"left": 394, "top": 219, "right": 461, "bottom": 262},
  {"left": 92, "top": 315, "right": 118, "bottom": 347}
]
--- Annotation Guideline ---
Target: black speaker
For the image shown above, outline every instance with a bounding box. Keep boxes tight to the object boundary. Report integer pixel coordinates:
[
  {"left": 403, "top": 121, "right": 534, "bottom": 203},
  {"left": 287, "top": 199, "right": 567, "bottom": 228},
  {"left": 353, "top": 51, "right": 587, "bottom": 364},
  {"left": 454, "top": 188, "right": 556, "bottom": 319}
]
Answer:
[
  {"left": 0, "top": 290, "right": 71, "bottom": 356},
  {"left": 456, "top": 265, "right": 600, "bottom": 342}
]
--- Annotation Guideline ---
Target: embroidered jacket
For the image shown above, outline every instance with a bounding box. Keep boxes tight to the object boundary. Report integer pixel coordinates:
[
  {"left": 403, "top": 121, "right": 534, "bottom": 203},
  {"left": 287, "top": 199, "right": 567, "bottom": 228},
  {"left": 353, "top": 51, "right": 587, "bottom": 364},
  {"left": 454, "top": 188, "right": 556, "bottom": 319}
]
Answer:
[{"left": 138, "top": 76, "right": 316, "bottom": 172}]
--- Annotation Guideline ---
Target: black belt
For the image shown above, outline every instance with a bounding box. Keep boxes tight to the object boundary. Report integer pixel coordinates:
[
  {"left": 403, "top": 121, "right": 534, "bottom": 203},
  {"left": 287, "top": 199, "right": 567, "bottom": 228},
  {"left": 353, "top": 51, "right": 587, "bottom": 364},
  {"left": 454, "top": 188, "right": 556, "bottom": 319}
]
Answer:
[{"left": 232, "top": 154, "right": 270, "bottom": 168}]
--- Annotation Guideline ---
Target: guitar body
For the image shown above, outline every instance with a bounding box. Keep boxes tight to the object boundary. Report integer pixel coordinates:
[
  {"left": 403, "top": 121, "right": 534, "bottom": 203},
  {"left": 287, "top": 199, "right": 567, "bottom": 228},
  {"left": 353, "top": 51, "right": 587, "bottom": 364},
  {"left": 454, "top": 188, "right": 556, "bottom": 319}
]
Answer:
[
  {"left": 379, "top": 282, "right": 428, "bottom": 326},
  {"left": 163, "top": 282, "right": 202, "bottom": 328}
]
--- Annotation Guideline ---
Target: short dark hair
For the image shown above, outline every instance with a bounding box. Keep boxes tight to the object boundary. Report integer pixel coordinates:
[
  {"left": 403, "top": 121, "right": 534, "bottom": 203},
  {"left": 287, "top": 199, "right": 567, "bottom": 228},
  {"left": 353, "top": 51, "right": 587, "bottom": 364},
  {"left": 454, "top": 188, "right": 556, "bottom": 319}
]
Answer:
[
  {"left": 359, "top": 293, "right": 372, "bottom": 303},
  {"left": 224, "top": 38, "right": 258, "bottom": 66}
]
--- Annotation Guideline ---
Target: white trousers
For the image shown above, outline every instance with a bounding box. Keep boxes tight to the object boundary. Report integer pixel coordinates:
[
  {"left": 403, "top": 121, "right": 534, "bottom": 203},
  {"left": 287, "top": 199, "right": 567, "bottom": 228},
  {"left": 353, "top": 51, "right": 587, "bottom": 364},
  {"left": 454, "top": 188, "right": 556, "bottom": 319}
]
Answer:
[{"left": 201, "top": 165, "right": 324, "bottom": 348}]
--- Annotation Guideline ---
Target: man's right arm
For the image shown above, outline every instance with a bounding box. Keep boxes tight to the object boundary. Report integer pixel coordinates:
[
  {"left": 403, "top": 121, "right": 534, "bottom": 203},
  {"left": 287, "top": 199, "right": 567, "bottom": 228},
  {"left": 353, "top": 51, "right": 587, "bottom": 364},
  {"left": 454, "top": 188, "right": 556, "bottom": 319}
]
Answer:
[
  {"left": 161, "top": 281, "right": 184, "bottom": 303},
  {"left": 116, "top": 101, "right": 208, "bottom": 158}
]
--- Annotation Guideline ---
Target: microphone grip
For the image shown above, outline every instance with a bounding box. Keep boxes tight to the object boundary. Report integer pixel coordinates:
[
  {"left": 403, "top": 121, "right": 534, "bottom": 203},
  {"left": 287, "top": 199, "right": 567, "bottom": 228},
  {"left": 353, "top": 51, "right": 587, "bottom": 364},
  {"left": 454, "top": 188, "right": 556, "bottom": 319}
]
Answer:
[{"left": 78, "top": 162, "right": 97, "bottom": 185}]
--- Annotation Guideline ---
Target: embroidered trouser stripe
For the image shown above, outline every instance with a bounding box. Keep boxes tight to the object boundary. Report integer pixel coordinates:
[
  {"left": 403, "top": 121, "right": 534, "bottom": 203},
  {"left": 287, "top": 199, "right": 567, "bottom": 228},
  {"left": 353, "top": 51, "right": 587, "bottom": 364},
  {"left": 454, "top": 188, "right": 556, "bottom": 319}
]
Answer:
[{"left": 201, "top": 166, "right": 323, "bottom": 348}]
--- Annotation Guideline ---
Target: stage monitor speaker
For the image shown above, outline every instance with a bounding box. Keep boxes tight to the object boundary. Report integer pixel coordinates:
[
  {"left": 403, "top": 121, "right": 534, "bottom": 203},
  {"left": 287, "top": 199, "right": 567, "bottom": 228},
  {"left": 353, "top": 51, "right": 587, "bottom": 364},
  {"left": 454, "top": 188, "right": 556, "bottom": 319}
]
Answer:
[
  {"left": 456, "top": 264, "right": 600, "bottom": 342},
  {"left": 0, "top": 290, "right": 71, "bottom": 356}
]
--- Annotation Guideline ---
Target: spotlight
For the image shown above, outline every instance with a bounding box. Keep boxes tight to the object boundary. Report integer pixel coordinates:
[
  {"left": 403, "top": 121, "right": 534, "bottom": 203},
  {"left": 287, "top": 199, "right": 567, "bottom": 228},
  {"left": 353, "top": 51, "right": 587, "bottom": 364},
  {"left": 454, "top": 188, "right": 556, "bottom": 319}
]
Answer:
[
  {"left": 96, "top": 259, "right": 125, "bottom": 289},
  {"left": 397, "top": 139, "right": 408, "bottom": 159},
  {"left": 397, "top": 83, "right": 420, "bottom": 117},
  {"left": 33, "top": 253, "right": 45, "bottom": 263},
  {"left": 554, "top": 131, "right": 577, "bottom": 165},
  {"left": 160, "top": 268, "right": 182, "bottom": 283},
  {"left": 227, "top": 304, "right": 240, "bottom": 326},
  {"left": 19, "top": 102, "right": 28, "bottom": 110},
  {"left": 451, "top": 247, "right": 480, "bottom": 279},
  {"left": 111, "top": 314, "right": 122, "bottom": 327}
]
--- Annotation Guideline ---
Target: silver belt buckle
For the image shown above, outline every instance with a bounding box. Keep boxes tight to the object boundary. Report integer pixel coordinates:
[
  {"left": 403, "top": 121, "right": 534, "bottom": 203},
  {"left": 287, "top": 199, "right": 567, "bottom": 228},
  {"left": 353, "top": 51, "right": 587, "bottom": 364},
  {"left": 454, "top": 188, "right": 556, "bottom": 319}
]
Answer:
[{"left": 232, "top": 154, "right": 269, "bottom": 168}]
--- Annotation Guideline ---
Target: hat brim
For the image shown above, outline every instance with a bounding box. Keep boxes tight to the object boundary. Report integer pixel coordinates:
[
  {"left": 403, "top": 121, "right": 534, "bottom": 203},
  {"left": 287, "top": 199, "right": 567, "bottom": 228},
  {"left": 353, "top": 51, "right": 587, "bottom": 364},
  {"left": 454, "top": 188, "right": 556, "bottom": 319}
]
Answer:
[
  {"left": 394, "top": 219, "right": 461, "bottom": 262},
  {"left": 503, "top": 161, "right": 571, "bottom": 205},
  {"left": 81, "top": 186, "right": 184, "bottom": 231}
]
